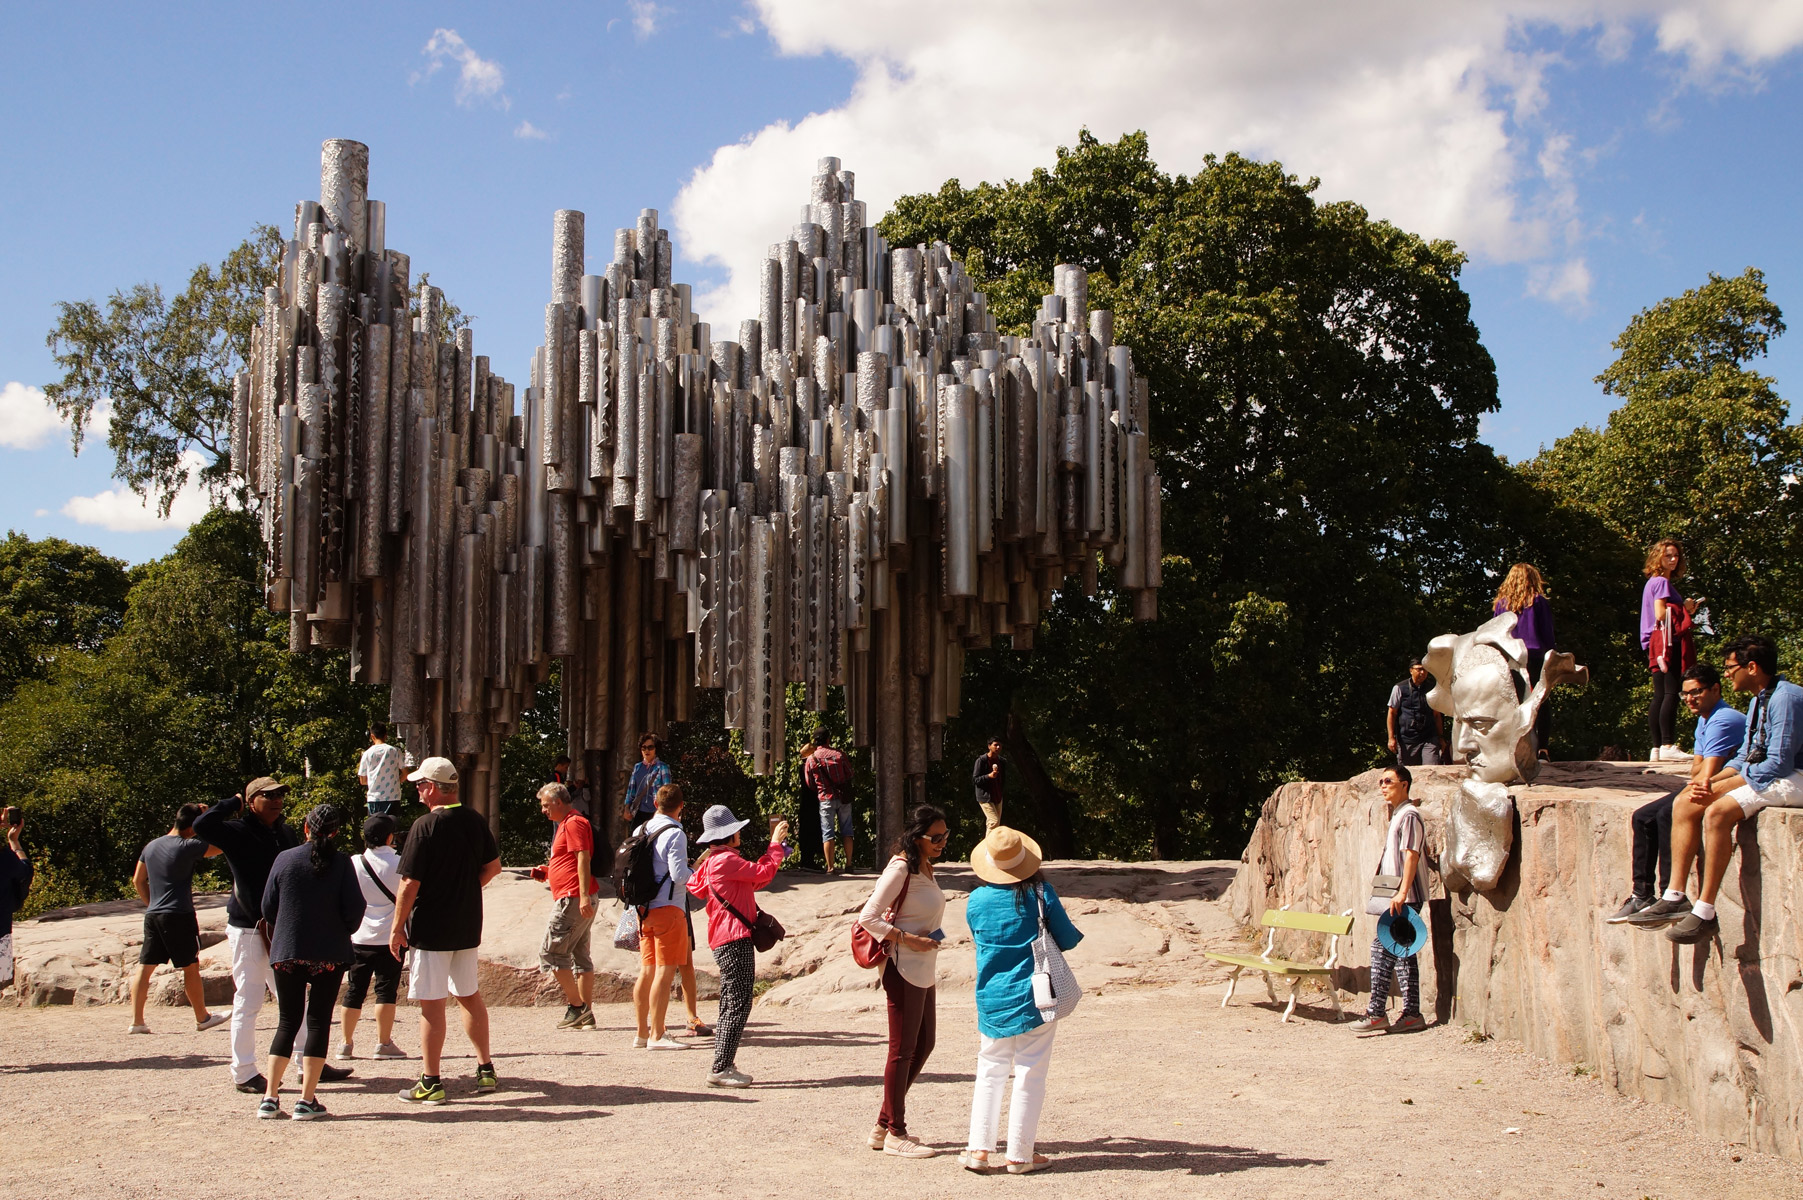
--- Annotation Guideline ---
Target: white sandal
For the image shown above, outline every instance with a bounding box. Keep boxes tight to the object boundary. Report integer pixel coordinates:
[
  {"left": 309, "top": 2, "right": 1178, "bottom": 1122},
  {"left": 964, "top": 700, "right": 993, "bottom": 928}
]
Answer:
[
  {"left": 958, "top": 1150, "right": 996, "bottom": 1173},
  {"left": 1006, "top": 1154, "right": 1050, "bottom": 1174}
]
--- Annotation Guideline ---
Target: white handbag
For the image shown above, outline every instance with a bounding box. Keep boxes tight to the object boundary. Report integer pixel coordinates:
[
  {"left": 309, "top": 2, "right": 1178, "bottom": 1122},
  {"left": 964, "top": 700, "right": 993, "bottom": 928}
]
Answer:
[{"left": 1030, "top": 884, "right": 1082, "bottom": 1022}]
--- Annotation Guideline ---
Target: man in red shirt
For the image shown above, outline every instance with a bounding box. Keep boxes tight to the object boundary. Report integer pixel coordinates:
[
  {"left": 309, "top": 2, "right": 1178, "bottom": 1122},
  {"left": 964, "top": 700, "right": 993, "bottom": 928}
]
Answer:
[{"left": 529, "top": 782, "right": 599, "bottom": 1030}]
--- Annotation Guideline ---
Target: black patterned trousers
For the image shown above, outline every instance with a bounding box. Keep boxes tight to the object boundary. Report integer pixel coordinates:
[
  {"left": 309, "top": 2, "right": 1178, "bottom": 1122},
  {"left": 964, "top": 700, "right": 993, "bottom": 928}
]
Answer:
[
  {"left": 711, "top": 936, "right": 756, "bottom": 1073},
  {"left": 1367, "top": 903, "right": 1423, "bottom": 1019}
]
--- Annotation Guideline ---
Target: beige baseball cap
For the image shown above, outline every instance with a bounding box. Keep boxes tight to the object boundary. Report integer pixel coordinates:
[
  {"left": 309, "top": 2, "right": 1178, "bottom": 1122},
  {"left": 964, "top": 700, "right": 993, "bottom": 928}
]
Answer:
[{"left": 407, "top": 756, "right": 458, "bottom": 785}]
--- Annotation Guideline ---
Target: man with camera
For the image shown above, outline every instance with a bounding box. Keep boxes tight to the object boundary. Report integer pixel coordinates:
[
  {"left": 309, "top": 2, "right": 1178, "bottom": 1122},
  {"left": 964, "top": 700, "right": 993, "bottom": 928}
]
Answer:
[
  {"left": 1657, "top": 635, "right": 1803, "bottom": 945},
  {"left": 0, "top": 806, "right": 31, "bottom": 995}
]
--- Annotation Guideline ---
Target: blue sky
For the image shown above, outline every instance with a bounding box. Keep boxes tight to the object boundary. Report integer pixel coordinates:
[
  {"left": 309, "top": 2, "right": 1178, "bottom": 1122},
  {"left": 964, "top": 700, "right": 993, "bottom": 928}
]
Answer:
[{"left": 2, "top": 1, "right": 1799, "bottom": 562}]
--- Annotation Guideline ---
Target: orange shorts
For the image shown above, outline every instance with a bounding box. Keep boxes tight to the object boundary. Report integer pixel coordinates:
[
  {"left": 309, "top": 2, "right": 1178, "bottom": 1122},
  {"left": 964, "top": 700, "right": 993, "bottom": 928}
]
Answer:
[{"left": 639, "top": 905, "right": 691, "bottom": 967}]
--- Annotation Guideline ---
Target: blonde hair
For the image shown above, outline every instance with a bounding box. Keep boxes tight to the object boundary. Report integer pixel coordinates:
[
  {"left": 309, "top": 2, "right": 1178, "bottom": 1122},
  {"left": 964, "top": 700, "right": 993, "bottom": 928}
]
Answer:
[
  {"left": 1494, "top": 563, "right": 1546, "bottom": 614},
  {"left": 1644, "top": 539, "right": 1685, "bottom": 580}
]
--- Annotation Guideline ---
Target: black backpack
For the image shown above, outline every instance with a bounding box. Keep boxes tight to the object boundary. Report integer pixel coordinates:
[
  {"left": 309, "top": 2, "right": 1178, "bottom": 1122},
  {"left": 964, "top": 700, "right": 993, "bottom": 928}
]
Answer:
[{"left": 613, "top": 823, "right": 676, "bottom": 908}]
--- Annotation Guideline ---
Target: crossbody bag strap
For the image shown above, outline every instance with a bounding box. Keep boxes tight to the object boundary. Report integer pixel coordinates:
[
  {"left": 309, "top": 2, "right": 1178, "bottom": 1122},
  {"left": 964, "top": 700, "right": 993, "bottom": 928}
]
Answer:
[
  {"left": 358, "top": 852, "right": 396, "bottom": 903},
  {"left": 711, "top": 887, "right": 758, "bottom": 937}
]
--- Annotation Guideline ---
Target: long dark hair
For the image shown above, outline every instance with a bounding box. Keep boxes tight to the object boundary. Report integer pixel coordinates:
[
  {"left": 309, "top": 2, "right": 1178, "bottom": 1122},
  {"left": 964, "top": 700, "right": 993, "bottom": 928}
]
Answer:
[
  {"left": 1006, "top": 870, "right": 1046, "bottom": 912},
  {"left": 892, "top": 804, "right": 946, "bottom": 874},
  {"left": 304, "top": 804, "right": 344, "bottom": 877}
]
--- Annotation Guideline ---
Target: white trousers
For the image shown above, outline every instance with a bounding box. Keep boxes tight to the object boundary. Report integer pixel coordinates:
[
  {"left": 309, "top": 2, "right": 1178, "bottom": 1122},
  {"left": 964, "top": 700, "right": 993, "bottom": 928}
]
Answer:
[
  {"left": 226, "top": 925, "right": 276, "bottom": 1083},
  {"left": 967, "top": 1022, "right": 1057, "bottom": 1163}
]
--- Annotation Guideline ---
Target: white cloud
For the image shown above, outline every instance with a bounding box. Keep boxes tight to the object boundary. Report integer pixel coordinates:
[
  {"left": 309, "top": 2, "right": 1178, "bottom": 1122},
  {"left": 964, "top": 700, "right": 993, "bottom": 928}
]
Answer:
[
  {"left": 417, "top": 28, "right": 510, "bottom": 110},
  {"left": 62, "top": 450, "right": 214, "bottom": 533},
  {"left": 0, "top": 381, "right": 66, "bottom": 450},
  {"left": 673, "top": 1, "right": 1803, "bottom": 329},
  {"left": 627, "top": 0, "right": 666, "bottom": 38},
  {"left": 514, "top": 119, "right": 552, "bottom": 141}
]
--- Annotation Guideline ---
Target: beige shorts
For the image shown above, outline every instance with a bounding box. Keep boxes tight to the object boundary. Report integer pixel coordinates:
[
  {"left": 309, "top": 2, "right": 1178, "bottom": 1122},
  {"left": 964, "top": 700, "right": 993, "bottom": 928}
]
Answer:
[
  {"left": 408, "top": 947, "right": 480, "bottom": 1001},
  {"left": 1730, "top": 771, "right": 1803, "bottom": 817}
]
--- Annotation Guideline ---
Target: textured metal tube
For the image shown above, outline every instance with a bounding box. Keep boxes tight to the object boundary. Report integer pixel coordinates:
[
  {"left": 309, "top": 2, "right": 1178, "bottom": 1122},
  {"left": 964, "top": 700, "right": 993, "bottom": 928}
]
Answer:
[
  {"left": 319, "top": 139, "right": 368, "bottom": 250},
  {"left": 671, "top": 433, "right": 702, "bottom": 551},
  {"left": 552, "top": 210, "right": 584, "bottom": 306},
  {"left": 943, "top": 384, "right": 976, "bottom": 597},
  {"left": 358, "top": 322, "right": 390, "bottom": 578}
]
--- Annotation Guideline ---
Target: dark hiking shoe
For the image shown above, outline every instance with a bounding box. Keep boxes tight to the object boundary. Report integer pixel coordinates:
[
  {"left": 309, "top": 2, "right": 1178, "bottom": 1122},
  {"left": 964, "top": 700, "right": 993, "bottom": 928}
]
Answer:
[
  {"left": 1623, "top": 896, "right": 1690, "bottom": 928},
  {"left": 1606, "top": 895, "right": 1654, "bottom": 924},
  {"left": 236, "top": 1074, "right": 268, "bottom": 1094},
  {"left": 1666, "top": 913, "right": 1718, "bottom": 944},
  {"left": 318, "top": 1063, "right": 353, "bottom": 1083}
]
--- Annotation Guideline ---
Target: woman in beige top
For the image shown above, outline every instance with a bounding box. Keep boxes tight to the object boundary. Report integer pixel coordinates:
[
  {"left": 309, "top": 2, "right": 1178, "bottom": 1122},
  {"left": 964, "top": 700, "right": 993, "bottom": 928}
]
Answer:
[{"left": 857, "top": 804, "right": 949, "bottom": 1159}]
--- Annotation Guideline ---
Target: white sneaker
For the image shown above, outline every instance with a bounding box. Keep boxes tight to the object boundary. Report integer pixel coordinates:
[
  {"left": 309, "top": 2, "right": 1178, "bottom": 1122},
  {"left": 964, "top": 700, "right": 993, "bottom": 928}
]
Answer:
[
  {"left": 336, "top": 1042, "right": 356, "bottom": 1061},
  {"left": 707, "top": 1067, "right": 752, "bottom": 1088},
  {"left": 631, "top": 1036, "right": 649, "bottom": 1049},
  {"left": 645, "top": 1035, "right": 688, "bottom": 1051},
  {"left": 1663, "top": 745, "right": 1691, "bottom": 760},
  {"left": 128, "top": 1023, "right": 151, "bottom": 1035},
  {"left": 373, "top": 1042, "right": 407, "bottom": 1060},
  {"left": 884, "top": 1132, "right": 938, "bottom": 1158},
  {"left": 195, "top": 1013, "right": 228, "bottom": 1032}
]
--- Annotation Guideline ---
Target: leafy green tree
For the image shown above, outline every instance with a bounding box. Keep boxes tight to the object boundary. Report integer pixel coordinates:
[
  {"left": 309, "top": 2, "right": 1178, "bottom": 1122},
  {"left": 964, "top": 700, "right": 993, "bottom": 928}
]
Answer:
[
  {"left": 886, "top": 131, "right": 1520, "bottom": 856},
  {"left": 44, "top": 227, "right": 283, "bottom": 515},
  {"left": 0, "top": 532, "right": 131, "bottom": 699}
]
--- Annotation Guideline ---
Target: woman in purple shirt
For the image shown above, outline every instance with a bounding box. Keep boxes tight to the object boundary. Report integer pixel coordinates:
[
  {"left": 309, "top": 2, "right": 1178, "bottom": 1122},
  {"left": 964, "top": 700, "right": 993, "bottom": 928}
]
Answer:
[
  {"left": 1494, "top": 563, "right": 1554, "bottom": 759},
  {"left": 1640, "top": 539, "right": 1698, "bottom": 762}
]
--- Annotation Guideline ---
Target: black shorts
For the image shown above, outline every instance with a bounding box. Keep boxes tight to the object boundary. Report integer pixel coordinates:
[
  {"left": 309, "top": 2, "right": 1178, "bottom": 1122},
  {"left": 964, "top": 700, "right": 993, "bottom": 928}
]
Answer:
[
  {"left": 139, "top": 912, "right": 201, "bottom": 968},
  {"left": 344, "top": 943, "right": 403, "bottom": 1008}
]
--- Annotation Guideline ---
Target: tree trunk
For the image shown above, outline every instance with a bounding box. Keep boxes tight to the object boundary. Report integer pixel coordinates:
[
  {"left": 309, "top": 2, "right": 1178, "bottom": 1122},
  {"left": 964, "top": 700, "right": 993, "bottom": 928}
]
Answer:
[{"left": 1004, "top": 710, "right": 1077, "bottom": 858}]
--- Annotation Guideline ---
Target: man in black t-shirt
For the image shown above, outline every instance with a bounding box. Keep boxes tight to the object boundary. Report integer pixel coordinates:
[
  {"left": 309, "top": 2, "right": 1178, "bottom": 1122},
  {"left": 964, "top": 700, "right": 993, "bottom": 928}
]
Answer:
[
  {"left": 973, "top": 737, "right": 1006, "bottom": 830},
  {"left": 128, "top": 803, "right": 227, "bottom": 1034},
  {"left": 390, "top": 756, "right": 501, "bottom": 1104}
]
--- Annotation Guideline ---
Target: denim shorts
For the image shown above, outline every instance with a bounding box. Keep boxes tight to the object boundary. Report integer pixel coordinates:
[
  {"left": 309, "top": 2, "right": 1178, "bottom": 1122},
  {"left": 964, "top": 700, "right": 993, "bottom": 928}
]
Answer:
[{"left": 820, "top": 798, "right": 854, "bottom": 841}]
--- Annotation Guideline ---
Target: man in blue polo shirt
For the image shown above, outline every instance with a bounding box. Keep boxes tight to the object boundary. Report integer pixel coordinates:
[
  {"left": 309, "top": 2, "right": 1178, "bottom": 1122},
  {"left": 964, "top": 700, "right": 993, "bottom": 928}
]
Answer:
[{"left": 1610, "top": 663, "right": 1745, "bottom": 924}]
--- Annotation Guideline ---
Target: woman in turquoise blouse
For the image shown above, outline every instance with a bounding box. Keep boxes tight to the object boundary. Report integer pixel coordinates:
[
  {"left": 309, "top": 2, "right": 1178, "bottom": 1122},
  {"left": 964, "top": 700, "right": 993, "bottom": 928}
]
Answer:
[{"left": 959, "top": 826, "right": 1082, "bottom": 1175}]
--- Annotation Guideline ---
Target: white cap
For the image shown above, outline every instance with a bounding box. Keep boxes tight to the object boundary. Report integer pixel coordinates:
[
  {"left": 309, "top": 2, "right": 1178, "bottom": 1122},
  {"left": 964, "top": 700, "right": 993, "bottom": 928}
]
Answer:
[{"left": 407, "top": 755, "right": 458, "bottom": 785}]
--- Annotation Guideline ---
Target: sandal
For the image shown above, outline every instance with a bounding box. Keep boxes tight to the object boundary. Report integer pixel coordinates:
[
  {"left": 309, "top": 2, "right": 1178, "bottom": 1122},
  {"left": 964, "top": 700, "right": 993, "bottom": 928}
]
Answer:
[
  {"left": 958, "top": 1150, "right": 997, "bottom": 1173},
  {"left": 687, "top": 1020, "right": 714, "bottom": 1037},
  {"left": 1006, "top": 1154, "right": 1050, "bottom": 1175}
]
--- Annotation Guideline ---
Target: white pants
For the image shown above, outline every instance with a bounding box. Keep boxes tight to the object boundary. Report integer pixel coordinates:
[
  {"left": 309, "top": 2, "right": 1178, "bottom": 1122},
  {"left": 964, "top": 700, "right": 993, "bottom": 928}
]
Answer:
[
  {"left": 226, "top": 925, "right": 276, "bottom": 1084},
  {"left": 968, "top": 1022, "right": 1057, "bottom": 1163}
]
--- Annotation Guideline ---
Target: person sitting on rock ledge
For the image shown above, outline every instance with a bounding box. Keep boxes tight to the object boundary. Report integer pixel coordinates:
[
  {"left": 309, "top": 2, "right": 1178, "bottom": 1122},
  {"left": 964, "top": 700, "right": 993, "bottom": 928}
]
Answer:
[
  {"left": 1610, "top": 664, "right": 1744, "bottom": 925},
  {"left": 1641, "top": 635, "right": 1803, "bottom": 944}
]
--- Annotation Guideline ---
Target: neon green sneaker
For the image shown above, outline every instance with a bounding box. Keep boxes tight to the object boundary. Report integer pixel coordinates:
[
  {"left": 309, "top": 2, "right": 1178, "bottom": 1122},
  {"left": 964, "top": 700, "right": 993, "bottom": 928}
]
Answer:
[
  {"left": 474, "top": 1063, "right": 498, "bottom": 1093},
  {"left": 399, "top": 1076, "right": 447, "bottom": 1105}
]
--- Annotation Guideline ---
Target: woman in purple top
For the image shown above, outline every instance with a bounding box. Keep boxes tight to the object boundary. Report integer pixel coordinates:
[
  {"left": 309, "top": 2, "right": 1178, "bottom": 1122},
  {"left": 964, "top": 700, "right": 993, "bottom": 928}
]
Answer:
[
  {"left": 1494, "top": 563, "right": 1555, "bottom": 758},
  {"left": 1641, "top": 539, "right": 1699, "bottom": 762}
]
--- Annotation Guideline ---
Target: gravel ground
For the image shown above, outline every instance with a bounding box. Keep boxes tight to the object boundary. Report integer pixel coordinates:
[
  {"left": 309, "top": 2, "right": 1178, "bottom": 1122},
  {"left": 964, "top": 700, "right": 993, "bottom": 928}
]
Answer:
[{"left": 2, "top": 984, "right": 1794, "bottom": 1200}]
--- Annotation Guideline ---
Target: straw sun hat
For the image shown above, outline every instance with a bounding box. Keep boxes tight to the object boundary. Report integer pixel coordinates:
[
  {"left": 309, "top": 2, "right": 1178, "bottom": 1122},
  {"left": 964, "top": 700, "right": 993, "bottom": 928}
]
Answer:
[{"left": 969, "top": 826, "right": 1043, "bottom": 885}]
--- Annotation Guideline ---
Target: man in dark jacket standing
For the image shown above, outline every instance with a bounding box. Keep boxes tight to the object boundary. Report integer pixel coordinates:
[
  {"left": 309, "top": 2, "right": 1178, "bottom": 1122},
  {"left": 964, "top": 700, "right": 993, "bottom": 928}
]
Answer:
[
  {"left": 1387, "top": 659, "right": 1448, "bottom": 766},
  {"left": 194, "top": 777, "right": 350, "bottom": 1093},
  {"left": 0, "top": 807, "right": 31, "bottom": 996},
  {"left": 972, "top": 737, "right": 1006, "bottom": 831}
]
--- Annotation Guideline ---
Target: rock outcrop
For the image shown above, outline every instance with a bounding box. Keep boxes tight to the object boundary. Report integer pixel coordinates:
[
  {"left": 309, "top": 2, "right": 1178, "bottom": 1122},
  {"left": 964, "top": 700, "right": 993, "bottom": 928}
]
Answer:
[{"left": 1228, "top": 761, "right": 1803, "bottom": 1161}]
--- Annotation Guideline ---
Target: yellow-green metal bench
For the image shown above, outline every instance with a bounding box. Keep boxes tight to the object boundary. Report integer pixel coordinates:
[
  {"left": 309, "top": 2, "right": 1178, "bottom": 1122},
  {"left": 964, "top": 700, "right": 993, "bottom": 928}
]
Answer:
[{"left": 1205, "top": 906, "right": 1354, "bottom": 1022}]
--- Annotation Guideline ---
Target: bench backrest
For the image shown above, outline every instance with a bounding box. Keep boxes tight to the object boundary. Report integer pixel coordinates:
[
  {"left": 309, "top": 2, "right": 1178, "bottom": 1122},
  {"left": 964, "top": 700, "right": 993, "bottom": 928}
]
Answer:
[{"left": 1260, "top": 908, "right": 1354, "bottom": 936}]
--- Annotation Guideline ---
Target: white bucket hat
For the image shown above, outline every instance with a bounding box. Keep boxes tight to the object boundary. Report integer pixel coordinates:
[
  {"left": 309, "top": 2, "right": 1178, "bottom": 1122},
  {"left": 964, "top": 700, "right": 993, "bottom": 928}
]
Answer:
[{"left": 698, "top": 803, "right": 750, "bottom": 845}]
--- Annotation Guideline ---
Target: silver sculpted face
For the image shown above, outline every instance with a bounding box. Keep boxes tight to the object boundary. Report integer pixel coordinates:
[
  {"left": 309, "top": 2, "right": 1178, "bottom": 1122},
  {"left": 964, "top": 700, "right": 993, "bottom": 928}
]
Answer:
[{"left": 1422, "top": 611, "right": 1589, "bottom": 891}]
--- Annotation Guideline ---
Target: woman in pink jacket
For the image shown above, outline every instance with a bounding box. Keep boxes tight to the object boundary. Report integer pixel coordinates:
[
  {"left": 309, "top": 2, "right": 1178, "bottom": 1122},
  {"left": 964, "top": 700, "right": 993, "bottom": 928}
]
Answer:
[{"left": 687, "top": 804, "right": 789, "bottom": 1088}]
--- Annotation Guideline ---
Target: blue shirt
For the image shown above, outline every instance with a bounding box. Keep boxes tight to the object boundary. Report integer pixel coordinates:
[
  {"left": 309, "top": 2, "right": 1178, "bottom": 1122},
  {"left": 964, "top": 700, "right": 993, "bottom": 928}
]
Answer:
[
  {"left": 1693, "top": 699, "right": 1747, "bottom": 761},
  {"left": 1728, "top": 677, "right": 1803, "bottom": 793},
  {"left": 965, "top": 880, "right": 1083, "bottom": 1039},
  {"left": 639, "top": 813, "right": 691, "bottom": 911},
  {"left": 624, "top": 759, "right": 672, "bottom": 816}
]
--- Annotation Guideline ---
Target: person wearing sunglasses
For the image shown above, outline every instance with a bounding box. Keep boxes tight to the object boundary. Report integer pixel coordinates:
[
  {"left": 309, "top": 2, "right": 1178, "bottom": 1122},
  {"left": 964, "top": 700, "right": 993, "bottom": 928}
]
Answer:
[
  {"left": 620, "top": 733, "right": 672, "bottom": 825},
  {"left": 1657, "top": 635, "right": 1803, "bottom": 944},
  {"left": 856, "top": 805, "right": 950, "bottom": 1159},
  {"left": 1612, "top": 663, "right": 1745, "bottom": 925}
]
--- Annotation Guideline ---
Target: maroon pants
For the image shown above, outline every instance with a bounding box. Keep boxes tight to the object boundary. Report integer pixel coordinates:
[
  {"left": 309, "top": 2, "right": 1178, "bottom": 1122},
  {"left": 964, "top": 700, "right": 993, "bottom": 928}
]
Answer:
[{"left": 877, "top": 959, "right": 936, "bottom": 1137}]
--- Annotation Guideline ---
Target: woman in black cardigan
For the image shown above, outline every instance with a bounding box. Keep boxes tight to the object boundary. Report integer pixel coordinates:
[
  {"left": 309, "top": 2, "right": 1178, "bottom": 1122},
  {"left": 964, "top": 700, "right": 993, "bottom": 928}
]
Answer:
[{"left": 257, "top": 804, "right": 365, "bottom": 1120}]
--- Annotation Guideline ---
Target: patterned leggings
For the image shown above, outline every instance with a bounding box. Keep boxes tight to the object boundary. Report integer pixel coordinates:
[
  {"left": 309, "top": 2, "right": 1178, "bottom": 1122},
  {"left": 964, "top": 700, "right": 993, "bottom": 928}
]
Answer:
[
  {"left": 712, "top": 936, "right": 756, "bottom": 1073},
  {"left": 1367, "top": 907, "right": 1422, "bottom": 1019}
]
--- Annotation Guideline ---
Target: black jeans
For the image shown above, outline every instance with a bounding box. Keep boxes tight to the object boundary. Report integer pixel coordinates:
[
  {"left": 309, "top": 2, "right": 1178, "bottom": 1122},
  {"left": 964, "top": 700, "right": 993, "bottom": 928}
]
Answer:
[
  {"left": 1649, "top": 665, "right": 1682, "bottom": 748},
  {"left": 270, "top": 966, "right": 345, "bottom": 1060},
  {"left": 1630, "top": 794, "right": 1697, "bottom": 898}
]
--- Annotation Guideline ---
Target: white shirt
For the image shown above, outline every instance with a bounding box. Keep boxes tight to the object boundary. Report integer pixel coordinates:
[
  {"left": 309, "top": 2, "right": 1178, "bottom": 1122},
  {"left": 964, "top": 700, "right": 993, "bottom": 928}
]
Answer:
[
  {"left": 359, "top": 742, "right": 402, "bottom": 809},
  {"left": 858, "top": 856, "right": 947, "bottom": 989},
  {"left": 1380, "top": 802, "right": 1428, "bottom": 906},
  {"left": 351, "top": 845, "right": 402, "bottom": 945}
]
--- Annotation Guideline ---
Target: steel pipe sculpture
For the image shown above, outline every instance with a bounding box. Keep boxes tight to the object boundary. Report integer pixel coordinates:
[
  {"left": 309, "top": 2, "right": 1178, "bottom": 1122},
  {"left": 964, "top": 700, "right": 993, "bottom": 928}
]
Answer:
[
  {"left": 1424, "top": 612, "right": 1588, "bottom": 891},
  {"left": 237, "top": 142, "right": 1163, "bottom": 851}
]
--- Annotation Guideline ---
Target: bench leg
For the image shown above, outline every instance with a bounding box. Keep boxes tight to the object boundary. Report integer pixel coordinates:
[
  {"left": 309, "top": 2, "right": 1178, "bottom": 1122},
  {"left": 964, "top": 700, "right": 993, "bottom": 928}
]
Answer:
[
  {"left": 1262, "top": 971, "right": 1278, "bottom": 1005},
  {"left": 1281, "top": 977, "right": 1300, "bottom": 1023},
  {"left": 1221, "top": 966, "right": 1243, "bottom": 1008}
]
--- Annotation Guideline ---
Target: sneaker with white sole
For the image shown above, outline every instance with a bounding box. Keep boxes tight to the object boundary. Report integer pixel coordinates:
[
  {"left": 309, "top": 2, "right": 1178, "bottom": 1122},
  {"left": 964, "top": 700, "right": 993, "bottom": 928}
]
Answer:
[
  {"left": 646, "top": 1035, "right": 688, "bottom": 1051},
  {"left": 256, "top": 1097, "right": 282, "bottom": 1120},
  {"left": 373, "top": 1041, "right": 407, "bottom": 1060},
  {"left": 336, "top": 1042, "right": 356, "bottom": 1061},
  {"left": 868, "top": 1124, "right": 889, "bottom": 1150},
  {"left": 195, "top": 1013, "right": 228, "bottom": 1033},
  {"left": 1606, "top": 895, "right": 1653, "bottom": 924},
  {"left": 1624, "top": 896, "right": 1690, "bottom": 928},
  {"left": 707, "top": 1067, "right": 753, "bottom": 1088},
  {"left": 884, "top": 1132, "right": 938, "bottom": 1158},
  {"left": 632, "top": 1036, "right": 649, "bottom": 1049},
  {"left": 1392, "top": 1012, "right": 1427, "bottom": 1033},
  {"left": 128, "top": 1023, "right": 152, "bottom": 1035},
  {"left": 291, "top": 1098, "right": 329, "bottom": 1121},
  {"left": 1349, "top": 1015, "right": 1389, "bottom": 1036}
]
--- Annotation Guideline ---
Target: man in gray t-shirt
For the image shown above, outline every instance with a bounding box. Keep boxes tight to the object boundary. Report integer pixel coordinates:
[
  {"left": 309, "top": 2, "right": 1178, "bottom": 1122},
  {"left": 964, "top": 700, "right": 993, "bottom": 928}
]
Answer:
[{"left": 129, "top": 803, "right": 227, "bottom": 1035}]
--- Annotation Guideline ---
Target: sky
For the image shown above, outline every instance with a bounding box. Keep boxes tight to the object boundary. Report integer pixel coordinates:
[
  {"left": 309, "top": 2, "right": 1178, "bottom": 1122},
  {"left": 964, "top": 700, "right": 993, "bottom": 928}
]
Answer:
[{"left": 2, "top": 1, "right": 1800, "bottom": 563}]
